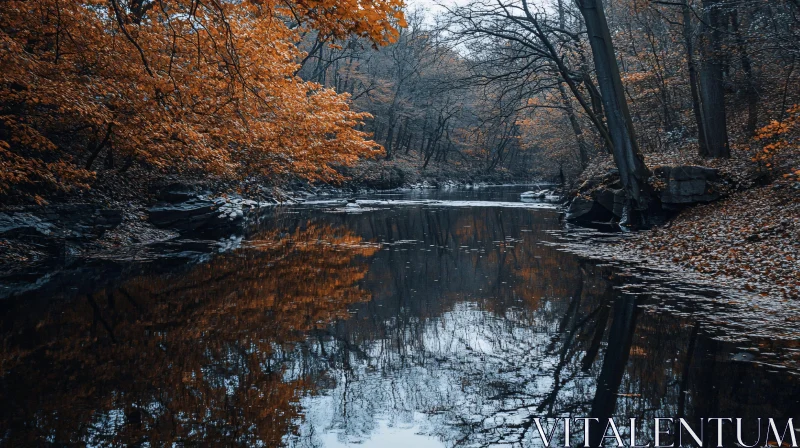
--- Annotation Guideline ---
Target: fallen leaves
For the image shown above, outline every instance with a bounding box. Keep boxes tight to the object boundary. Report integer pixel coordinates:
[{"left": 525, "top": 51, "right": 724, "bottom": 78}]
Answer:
[{"left": 621, "top": 180, "right": 799, "bottom": 299}]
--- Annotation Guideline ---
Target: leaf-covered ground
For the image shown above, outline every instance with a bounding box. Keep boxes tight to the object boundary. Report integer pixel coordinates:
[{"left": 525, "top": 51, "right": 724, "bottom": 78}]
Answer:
[
  {"left": 619, "top": 180, "right": 799, "bottom": 298},
  {"left": 607, "top": 146, "right": 799, "bottom": 299}
]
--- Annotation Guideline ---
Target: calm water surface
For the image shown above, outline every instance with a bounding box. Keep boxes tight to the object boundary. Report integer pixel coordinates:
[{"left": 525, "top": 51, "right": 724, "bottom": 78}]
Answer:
[{"left": 1, "top": 186, "right": 798, "bottom": 447}]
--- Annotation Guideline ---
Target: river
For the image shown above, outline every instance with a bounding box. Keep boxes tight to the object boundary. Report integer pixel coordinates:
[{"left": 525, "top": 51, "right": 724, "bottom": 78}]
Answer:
[{"left": 0, "top": 186, "right": 797, "bottom": 447}]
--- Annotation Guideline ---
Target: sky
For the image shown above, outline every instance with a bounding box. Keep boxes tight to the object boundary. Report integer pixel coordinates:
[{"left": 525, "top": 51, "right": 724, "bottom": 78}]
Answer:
[{"left": 405, "top": 0, "right": 469, "bottom": 16}]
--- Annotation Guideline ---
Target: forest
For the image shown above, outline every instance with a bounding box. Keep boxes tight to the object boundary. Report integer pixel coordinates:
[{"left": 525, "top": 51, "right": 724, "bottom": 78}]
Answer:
[
  {"left": 1, "top": 0, "right": 797, "bottom": 191},
  {"left": 0, "top": 0, "right": 798, "bottom": 290},
  {"left": 1, "top": 1, "right": 799, "bottom": 445}
]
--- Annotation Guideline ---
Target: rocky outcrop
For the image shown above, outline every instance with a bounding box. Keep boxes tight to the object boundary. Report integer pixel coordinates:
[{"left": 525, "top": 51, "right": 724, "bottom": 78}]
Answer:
[
  {"left": 1, "top": 205, "right": 123, "bottom": 264},
  {"left": 654, "top": 165, "right": 721, "bottom": 207},
  {"left": 148, "top": 195, "right": 258, "bottom": 236},
  {"left": 566, "top": 165, "right": 726, "bottom": 227},
  {"left": 0, "top": 205, "right": 122, "bottom": 240},
  {"left": 38, "top": 205, "right": 123, "bottom": 238},
  {"left": 152, "top": 182, "right": 203, "bottom": 204},
  {"left": 565, "top": 170, "right": 626, "bottom": 224},
  {"left": 565, "top": 196, "right": 601, "bottom": 221},
  {"left": 0, "top": 213, "right": 55, "bottom": 238}
]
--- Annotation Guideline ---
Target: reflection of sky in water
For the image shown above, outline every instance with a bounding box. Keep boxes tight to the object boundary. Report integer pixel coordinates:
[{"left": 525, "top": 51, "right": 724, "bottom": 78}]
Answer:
[
  {"left": 308, "top": 405, "right": 442, "bottom": 448},
  {"left": 288, "top": 303, "right": 597, "bottom": 447},
  {"left": 1, "top": 186, "right": 798, "bottom": 447}
]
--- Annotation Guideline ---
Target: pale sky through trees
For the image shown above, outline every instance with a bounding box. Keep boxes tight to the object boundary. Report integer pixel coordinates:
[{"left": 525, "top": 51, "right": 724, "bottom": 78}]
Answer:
[
  {"left": 406, "top": 0, "right": 468, "bottom": 17},
  {"left": 406, "top": 0, "right": 555, "bottom": 23}
]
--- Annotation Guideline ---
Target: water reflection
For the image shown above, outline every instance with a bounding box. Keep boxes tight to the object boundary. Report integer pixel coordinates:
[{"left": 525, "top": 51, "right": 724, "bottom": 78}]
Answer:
[
  {"left": 1, "top": 192, "right": 798, "bottom": 447},
  {"left": 0, "top": 224, "right": 378, "bottom": 446}
]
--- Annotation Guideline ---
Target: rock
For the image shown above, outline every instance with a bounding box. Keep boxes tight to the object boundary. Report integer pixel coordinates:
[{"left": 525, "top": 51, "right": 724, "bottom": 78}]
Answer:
[
  {"left": 578, "top": 178, "right": 600, "bottom": 191},
  {"left": 520, "top": 190, "right": 546, "bottom": 199},
  {"left": 566, "top": 196, "right": 603, "bottom": 222},
  {"left": 1, "top": 205, "right": 122, "bottom": 265},
  {"left": 42, "top": 205, "right": 122, "bottom": 238},
  {"left": 595, "top": 188, "right": 625, "bottom": 218},
  {"left": 148, "top": 197, "right": 244, "bottom": 235},
  {"left": 566, "top": 164, "right": 727, "bottom": 229},
  {"left": 655, "top": 165, "right": 721, "bottom": 205},
  {"left": 0, "top": 213, "right": 54, "bottom": 238},
  {"left": 567, "top": 164, "right": 727, "bottom": 229},
  {"left": 2, "top": 205, "right": 122, "bottom": 240},
  {"left": 521, "top": 189, "right": 560, "bottom": 204},
  {"left": 150, "top": 181, "right": 206, "bottom": 203}
]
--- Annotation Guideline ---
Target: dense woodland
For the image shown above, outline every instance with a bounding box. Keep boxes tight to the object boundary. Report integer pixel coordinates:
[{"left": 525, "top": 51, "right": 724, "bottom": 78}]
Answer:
[
  {"left": 1, "top": 1, "right": 799, "bottom": 444},
  {"left": 1, "top": 0, "right": 799, "bottom": 202}
]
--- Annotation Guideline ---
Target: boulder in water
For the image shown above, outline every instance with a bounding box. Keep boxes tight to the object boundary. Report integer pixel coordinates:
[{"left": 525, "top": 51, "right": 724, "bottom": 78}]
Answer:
[{"left": 520, "top": 190, "right": 546, "bottom": 199}]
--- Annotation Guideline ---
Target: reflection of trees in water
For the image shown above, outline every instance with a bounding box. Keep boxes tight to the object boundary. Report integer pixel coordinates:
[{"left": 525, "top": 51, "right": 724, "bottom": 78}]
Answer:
[
  {"left": 273, "top": 208, "right": 611, "bottom": 446},
  {"left": 286, "top": 269, "right": 618, "bottom": 447},
  {"left": 2, "top": 206, "right": 798, "bottom": 447},
  {"left": 280, "top": 207, "right": 799, "bottom": 448},
  {"left": 0, "top": 224, "right": 378, "bottom": 447}
]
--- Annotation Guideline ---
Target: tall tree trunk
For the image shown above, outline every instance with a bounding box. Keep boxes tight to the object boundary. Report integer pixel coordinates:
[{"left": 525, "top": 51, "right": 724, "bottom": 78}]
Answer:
[
  {"left": 403, "top": 125, "right": 413, "bottom": 154},
  {"left": 731, "top": 8, "right": 759, "bottom": 136},
  {"left": 384, "top": 120, "right": 396, "bottom": 160},
  {"left": 557, "top": 0, "right": 567, "bottom": 29},
  {"left": 698, "top": 0, "right": 731, "bottom": 157},
  {"left": 394, "top": 121, "right": 405, "bottom": 155},
  {"left": 682, "top": 0, "right": 709, "bottom": 155},
  {"left": 559, "top": 83, "right": 591, "bottom": 168},
  {"left": 575, "top": 0, "right": 651, "bottom": 210}
]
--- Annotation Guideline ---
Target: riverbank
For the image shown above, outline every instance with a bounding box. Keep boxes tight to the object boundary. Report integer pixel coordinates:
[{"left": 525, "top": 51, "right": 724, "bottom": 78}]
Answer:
[
  {"left": 613, "top": 179, "right": 799, "bottom": 299},
  {"left": 4, "top": 149, "right": 796, "bottom": 300},
  {"left": 564, "top": 149, "right": 799, "bottom": 299},
  {"left": 0, "top": 163, "right": 540, "bottom": 275}
]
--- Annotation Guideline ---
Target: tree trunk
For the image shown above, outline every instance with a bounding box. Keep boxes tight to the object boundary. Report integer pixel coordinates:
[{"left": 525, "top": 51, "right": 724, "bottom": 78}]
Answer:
[
  {"left": 384, "top": 120, "right": 396, "bottom": 160},
  {"left": 731, "top": 8, "right": 759, "bottom": 136},
  {"left": 698, "top": 0, "right": 731, "bottom": 157},
  {"left": 682, "top": 0, "right": 709, "bottom": 155},
  {"left": 558, "top": 83, "right": 591, "bottom": 168},
  {"left": 85, "top": 123, "right": 113, "bottom": 170},
  {"left": 576, "top": 0, "right": 651, "bottom": 210}
]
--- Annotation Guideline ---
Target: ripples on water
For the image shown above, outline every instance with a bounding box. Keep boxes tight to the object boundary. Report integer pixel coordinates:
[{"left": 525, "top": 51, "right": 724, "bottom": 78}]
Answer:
[{"left": 0, "top": 186, "right": 797, "bottom": 447}]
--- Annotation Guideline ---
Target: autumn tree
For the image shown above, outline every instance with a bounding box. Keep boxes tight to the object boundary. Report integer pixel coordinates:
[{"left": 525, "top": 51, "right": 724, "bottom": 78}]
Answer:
[
  {"left": 0, "top": 0, "right": 405, "bottom": 201},
  {"left": 574, "top": 0, "right": 652, "bottom": 209}
]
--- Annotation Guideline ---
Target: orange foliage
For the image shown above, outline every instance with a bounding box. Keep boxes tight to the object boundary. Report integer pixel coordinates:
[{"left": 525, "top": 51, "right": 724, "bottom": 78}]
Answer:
[
  {"left": 754, "top": 105, "right": 800, "bottom": 181},
  {"left": 294, "top": 0, "right": 407, "bottom": 44},
  {"left": 0, "top": 0, "right": 405, "bottom": 198},
  {"left": 517, "top": 102, "right": 584, "bottom": 177},
  {"left": 0, "top": 223, "right": 379, "bottom": 445}
]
